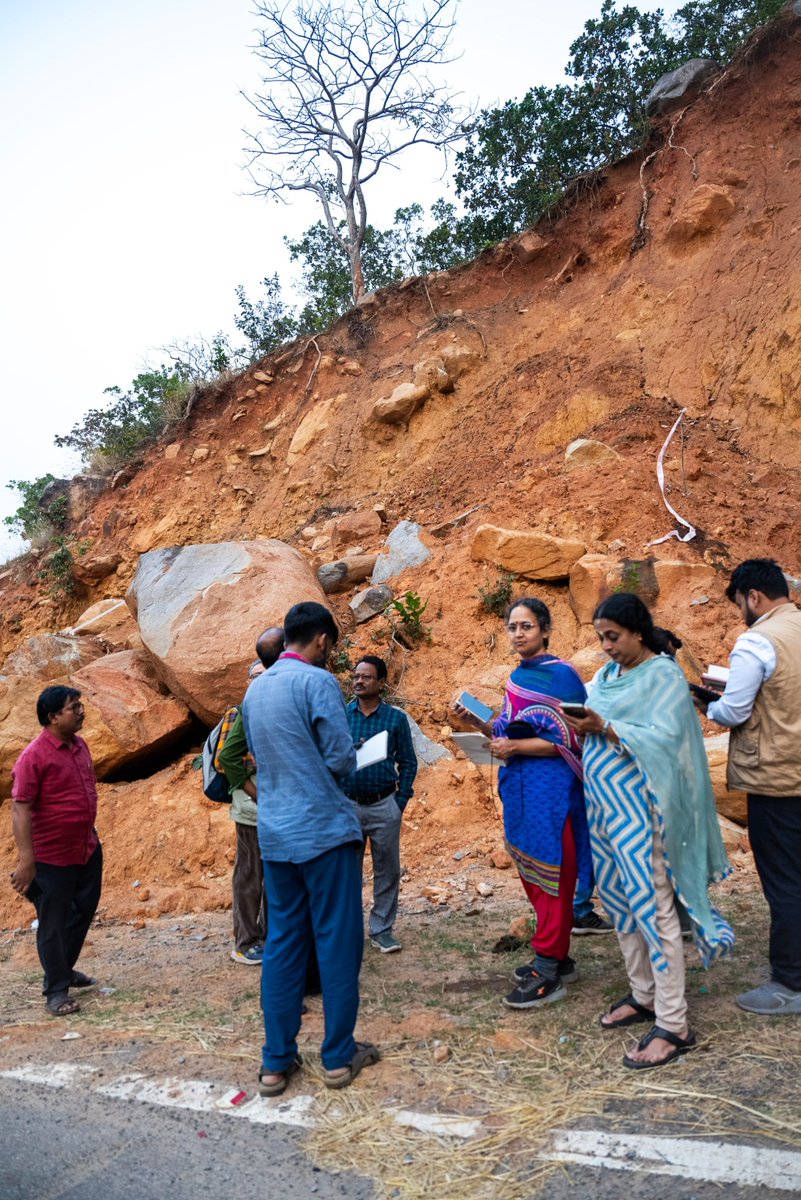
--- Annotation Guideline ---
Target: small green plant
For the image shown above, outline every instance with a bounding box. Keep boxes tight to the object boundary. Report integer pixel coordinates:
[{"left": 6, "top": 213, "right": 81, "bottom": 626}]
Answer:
[
  {"left": 478, "top": 571, "right": 516, "bottom": 617},
  {"left": 614, "top": 561, "right": 642, "bottom": 594},
  {"left": 329, "top": 637, "right": 354, "bottom": 675},
  {"left": 38, "top": 535, "right": 91, "bottom": 599},
  {"left": 387, "top": 590, "right": 429, "bottom": 644}
]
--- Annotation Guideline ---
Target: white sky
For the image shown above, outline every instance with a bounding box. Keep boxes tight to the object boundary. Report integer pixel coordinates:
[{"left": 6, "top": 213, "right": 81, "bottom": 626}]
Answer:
[{"left": 0, "top": 0, "right": 680, "bottom": 560}]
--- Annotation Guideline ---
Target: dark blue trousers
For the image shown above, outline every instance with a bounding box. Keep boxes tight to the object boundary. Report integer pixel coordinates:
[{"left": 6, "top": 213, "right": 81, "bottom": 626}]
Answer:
[
  {"left": 748, "top": 793, "right": 801, "bottom": 992},
  {"left": 261, "top": 841, "right": 363, "bottom": 1072}
]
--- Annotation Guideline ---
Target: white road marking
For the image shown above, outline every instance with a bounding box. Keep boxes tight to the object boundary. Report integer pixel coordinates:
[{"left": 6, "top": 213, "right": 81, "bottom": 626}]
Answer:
[
  {"left": 542, "top": 1129, "right": 801, "bottom": 1192},
  {"left": 1, "top": 1063, "right": 98, "bottom": 1088}
]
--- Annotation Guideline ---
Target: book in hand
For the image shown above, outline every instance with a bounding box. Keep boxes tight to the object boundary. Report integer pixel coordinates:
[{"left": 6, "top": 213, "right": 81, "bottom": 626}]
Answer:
[
  {"left": 451, "top": 732, "right": 493, "bottom": 766},
  {"left": 456, "top": 691, "right": 494, "bottom": 724},
  {"left": 701, "top": 664, "right": 729, "bottom": 691},
  {"left": 690, "top": 683, "right": 724, "bottom": 705},
  {"left": 355, "top": 729, "right": 389, "bottom": 771}
]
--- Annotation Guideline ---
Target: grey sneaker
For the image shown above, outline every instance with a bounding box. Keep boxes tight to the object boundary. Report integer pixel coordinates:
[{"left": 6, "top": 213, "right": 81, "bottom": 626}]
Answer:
[
  {"left": 370, "top": 931, "right": 402, "bottom": 954},
  {"left": 736, "top": 982, "right": 801, "bottom": 1015},
  {"left": 513, "top": 956, "right": 579, "bottom": 984}
]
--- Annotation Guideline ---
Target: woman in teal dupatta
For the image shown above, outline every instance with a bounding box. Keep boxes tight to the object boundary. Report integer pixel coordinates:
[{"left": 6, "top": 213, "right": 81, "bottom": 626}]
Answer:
[{"left": 565, "top": 594, "right": 733, "bottom": 1070}]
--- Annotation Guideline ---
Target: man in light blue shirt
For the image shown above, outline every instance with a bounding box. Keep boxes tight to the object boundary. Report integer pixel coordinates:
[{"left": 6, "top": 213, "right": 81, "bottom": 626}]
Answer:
[{"left": 242, "top": 601, "right": 380, "bottom": 1094}]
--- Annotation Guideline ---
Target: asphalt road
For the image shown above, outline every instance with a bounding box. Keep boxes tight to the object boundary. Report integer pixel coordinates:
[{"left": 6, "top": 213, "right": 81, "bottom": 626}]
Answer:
[{"left": 0, "top": 1076, "right": 373, "bottom": 1200}]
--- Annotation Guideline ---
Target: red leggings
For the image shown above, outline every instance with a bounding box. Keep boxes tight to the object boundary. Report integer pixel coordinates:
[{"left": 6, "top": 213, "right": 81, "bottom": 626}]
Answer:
[{"left": 518, "top": 816, "right": 577, "bottom": 962}]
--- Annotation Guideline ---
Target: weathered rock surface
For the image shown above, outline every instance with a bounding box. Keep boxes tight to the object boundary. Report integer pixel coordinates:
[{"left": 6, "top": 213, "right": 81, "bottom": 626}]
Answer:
[
  {"left": 372, "top": 381, "right": 430, "bottom": 424},
  {"left": 317, "top": 554, "right": 378, "bottom": 594},
  {"left": 515, "top": 231, "right": 548, "bottom": 262},
  {"left": 565, "top": 438, "right": 622, "bottom": 470},
  {"left": 126, "top": 540, "right": 326, "bottom": 725},
  {"left": 70, "top": 553, "right": 123, "bottom": 585},
  {"left": 412, "top": 357, "right": 454, "bottom": 394},
  {"left": 325, "top": 510, "right": 383, "bottom": 550},
  {"left": 71, "top": 650, "right": 193, "bottom": 776},
  {"left": 439, "top": 342, "right": 480, "bottom": 379},
  {"left": 570, "top": 645, "right": 609, "bottom": 681},
  {"left": 2, "top": 633, "right": 107, "bottom": 680},
  {"left": 704, "top": 732, "right": 747, "bottom": 825},
  {"left": 350, "top": 584, "right": 393, "bottom": 623},
  {"left": 569, "top": 554, "right": 616, "bottom": 624},
  {"left": 287, "top": 397, "right": 337, "bottom": 461},
  {"left": 645, "top": 58, "right": 719, "bottom": 118},
  {"left": 666, "top": 184, "right": 736, "bottom": 245},
  {"left": 472, "top": 525, "right": 585, "bottom": 580},
  {"left": 372, "top": 521, "right": 432, "bottom": 583},
  {"left": 0, "top": 662, "right": 191, "bottom": 797},
  {"left": 67, "top": 598, "right": 140, "bottom": 648}
]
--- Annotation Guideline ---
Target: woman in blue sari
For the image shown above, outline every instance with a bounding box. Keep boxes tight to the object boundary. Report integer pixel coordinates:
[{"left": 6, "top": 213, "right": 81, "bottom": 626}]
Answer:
[
  {"left": 457, "top": 598, "right": 593, "bottom": 1010},
  {"left": 565, "top": 594, "right": 733, "bottom": 1069}
]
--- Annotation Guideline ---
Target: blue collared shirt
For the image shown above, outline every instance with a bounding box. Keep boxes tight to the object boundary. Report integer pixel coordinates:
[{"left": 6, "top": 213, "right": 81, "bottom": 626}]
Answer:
[
  {"left": 343, "top": 699, "right": 418, "bottom": 809},
  {"left": 242, "top": 655, "right": 361, "bottom": 863}
]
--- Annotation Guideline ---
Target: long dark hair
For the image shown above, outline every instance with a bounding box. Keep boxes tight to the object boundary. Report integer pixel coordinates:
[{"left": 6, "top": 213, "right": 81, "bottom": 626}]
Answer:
[
  {"left": 593, "top": 593, "right": 662, "bottom": 653},
  {"left": 504, "top": 596, "right": 551, "bottom": 649}
]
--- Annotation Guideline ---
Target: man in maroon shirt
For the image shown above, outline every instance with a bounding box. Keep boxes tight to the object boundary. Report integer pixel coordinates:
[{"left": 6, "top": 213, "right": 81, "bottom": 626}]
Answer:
[{"left": 11, "top": 685, "right": 103, "bottom": 1016}]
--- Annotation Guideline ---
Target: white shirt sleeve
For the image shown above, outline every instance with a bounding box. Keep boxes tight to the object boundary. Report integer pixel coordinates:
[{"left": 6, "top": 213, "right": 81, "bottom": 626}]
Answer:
[{"left": 707, "top": 631, "right": 776, "bottom": 727}]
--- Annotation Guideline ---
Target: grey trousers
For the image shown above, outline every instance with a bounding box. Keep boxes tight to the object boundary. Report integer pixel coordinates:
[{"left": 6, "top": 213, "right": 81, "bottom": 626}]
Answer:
[
  {"left": 233, "top": 822, "right": 266, "bottom": 951},
  {"left": 357, "top": 794, "right": 402, "bottom": 937}
]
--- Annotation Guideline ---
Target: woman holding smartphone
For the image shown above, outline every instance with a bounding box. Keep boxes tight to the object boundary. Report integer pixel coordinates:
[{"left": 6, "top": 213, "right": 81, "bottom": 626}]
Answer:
[
  {"left": 455, "top": 597, "right": 593, "bottom": 1010},
  {"left": 564, "top": 593, "right": 733, "bottom": 1069}
]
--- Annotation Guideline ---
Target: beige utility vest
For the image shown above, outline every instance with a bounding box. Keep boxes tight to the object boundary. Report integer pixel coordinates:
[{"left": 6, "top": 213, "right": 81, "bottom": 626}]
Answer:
[{"left": 728, "top": 603, "right": 801, "bottom": 796}]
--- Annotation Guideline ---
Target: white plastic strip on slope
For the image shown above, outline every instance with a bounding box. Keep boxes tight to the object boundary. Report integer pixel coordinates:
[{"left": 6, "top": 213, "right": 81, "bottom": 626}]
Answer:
[
  {"left": 542, "top": 1129, "right": 801, "bottom": 1192},
  {"left": 647, "top": 407, "right": 697, "bottom": 546}
]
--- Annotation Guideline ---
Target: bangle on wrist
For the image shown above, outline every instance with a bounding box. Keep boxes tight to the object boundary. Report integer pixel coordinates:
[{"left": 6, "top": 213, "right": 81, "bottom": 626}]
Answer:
[{"left": 601, "top": 719, "right": 610, "bottom": 736}]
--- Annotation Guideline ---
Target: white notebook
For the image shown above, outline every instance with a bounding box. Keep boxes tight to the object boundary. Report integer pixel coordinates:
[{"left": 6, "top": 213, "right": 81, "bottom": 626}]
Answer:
[{"left": 355, "top": 729, "right": 389, "bottom": 771}]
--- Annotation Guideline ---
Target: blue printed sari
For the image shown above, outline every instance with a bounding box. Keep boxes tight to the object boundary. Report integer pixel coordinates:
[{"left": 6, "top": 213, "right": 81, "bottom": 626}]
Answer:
[{"left": 493, "top": 655, "right": 593, "bottom": 897}]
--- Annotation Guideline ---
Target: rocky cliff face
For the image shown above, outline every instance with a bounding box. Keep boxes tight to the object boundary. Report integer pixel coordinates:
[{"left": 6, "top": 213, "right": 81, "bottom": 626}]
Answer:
[{"left": 0, "top": 11, "right": 799, "bottom": 926}]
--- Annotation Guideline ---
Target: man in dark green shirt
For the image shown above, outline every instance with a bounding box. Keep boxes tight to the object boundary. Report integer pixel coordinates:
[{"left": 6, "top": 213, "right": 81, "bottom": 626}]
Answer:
[{"left": 343, "top": 656, "right": 417, "bottom": 953}]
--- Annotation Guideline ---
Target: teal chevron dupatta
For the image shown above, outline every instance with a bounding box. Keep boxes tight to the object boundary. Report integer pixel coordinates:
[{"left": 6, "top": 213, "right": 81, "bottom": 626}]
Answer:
[{"left": 583, "top": 655, "right": 734, "bottom": 971}]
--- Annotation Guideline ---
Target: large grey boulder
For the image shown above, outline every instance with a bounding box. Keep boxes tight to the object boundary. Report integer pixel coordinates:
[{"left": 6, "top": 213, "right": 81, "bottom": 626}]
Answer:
[
  {"left": 406, "top": 712, "right": 451, "bottom": 766},
  {"left": 350, "top": 584, "right": 393, "bottom": 624},
  {"left": 372, "top": 521, "right": 432, "bottom": 584},
  {"left": 645, "top": 59, "right": 719, "bottom": 118},
  {"left": 126, "top": 540, "right": 327, "bottom": 725}
]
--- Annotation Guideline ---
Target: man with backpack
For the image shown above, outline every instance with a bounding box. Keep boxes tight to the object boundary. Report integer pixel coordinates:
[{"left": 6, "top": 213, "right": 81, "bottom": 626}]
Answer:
[{"left": 215, "top": 628, "right": 285, "bottom": 965}]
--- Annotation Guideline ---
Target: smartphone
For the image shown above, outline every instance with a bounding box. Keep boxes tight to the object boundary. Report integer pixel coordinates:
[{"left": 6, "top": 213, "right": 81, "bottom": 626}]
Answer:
[
  {"left": 689, "top": 683, "right": 722, "bottom": 705},
  {"left": 561, "top": 702, "right": 588, "bottom": 718}
]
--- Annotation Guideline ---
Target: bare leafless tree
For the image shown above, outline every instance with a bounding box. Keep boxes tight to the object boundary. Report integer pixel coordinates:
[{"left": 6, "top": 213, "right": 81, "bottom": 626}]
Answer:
[{"left": 242, "top": 0, "right": 469, "bottom": 305}]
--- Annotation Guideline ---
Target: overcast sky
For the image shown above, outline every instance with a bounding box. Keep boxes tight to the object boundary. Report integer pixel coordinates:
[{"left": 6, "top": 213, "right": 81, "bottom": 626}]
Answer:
[{"left": 0, "top": 0, "right": 680, "bottom": 560}]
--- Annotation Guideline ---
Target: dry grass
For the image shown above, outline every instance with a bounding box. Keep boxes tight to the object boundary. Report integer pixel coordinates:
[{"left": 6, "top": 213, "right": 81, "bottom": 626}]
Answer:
[{"left": 2, "top": 886, "right": 800, "bottom": 1199}]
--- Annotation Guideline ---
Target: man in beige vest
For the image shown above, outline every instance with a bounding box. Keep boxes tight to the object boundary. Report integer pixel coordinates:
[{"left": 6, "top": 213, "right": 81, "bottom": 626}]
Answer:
[{"left": 702, "top": 559, "right": 801, "bottom": 1015}]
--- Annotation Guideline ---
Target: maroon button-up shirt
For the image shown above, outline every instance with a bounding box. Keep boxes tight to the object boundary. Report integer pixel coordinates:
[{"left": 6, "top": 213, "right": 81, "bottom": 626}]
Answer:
[{"left": 11, "top": 728, "right": 99, "bottom": 867}]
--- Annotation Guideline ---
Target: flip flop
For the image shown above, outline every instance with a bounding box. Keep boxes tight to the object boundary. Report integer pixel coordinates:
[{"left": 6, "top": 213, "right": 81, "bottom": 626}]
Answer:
[
  {"left": 70, "top": 971, "right": 97, "bottom": 989},
  {"left": 258, "top": 1055, "right": 302, "bottom": 1097},
  {"left": 623, "top": 1024, "right": 697, "bottom": 1070},
  {"left": 42, "top": 971, "right": 97, "bottom": 996},
  {"left": 46, "top": 993, "right": 80, "bottom": 1017},
  {"left": 323, "top": 1042, "right": 381, "bottom": 1090},
  {"left": 600, "top": 993, "right": 656, "bottom": 1029}
]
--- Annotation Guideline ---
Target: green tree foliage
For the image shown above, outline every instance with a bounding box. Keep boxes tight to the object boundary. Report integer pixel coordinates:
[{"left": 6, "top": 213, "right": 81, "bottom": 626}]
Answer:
[
  {"left": 455, "top": 0, "right": 786, "bottom": 246},
  {"left": 54, "top": 365, "right": 193, "bottom": 469},
  {"left": 4, "top": 475, "right": 62, "bottom": 540},
  {"left": 233, "top": 273, "right": 301, "bottom": 361}
]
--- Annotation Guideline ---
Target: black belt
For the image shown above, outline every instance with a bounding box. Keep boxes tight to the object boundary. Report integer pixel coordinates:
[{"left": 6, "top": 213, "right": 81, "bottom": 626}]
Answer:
[{"left": 350, "top": 786, "right": 396, "bottom": 806}]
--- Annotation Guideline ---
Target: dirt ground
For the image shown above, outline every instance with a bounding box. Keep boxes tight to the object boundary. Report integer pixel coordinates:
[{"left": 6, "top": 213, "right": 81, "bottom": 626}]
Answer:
[{"left": 2, "top": 853, "right": 799, "bottom": 1200}]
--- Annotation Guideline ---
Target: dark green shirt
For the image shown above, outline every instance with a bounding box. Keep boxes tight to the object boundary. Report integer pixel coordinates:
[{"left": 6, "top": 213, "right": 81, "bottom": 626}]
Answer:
[{"left": 343, "top": 700, "right": 418, "bottom": 810}]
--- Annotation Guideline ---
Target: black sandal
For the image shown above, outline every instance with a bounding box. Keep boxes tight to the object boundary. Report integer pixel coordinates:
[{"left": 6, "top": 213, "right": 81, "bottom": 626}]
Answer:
[
  {"left": 46, "top": 993, "right": 80, "bottom": 1017},
  {"left": 623, "top": 1024, "right": 697, "bottom": 1070},
  {"left": 258, "top": 1055, "right": 302, "bottom": 1097},
  {"left": 600, "top": 993, "right": 656, "bottom": 1029}
]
